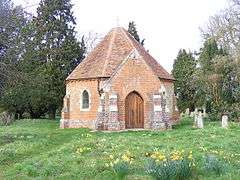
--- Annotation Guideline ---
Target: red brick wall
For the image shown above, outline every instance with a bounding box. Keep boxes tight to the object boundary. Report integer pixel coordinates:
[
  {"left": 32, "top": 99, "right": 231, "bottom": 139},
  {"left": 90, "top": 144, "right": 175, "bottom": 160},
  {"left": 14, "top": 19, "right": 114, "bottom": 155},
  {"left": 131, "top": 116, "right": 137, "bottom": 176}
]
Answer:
[
  {"left": 106, "top": 56, "right": 174, "bottom": 129},
  {"left": 66, "top": 79, "right": 100, "bottom": 124}
]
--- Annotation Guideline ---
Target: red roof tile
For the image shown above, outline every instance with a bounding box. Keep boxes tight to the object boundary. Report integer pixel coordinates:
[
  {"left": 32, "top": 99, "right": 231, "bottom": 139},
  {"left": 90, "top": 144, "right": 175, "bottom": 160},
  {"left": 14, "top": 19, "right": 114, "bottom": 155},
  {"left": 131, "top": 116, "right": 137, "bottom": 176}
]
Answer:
[{"left": 67, "top": 27, "right": 174, "bottom": 81}]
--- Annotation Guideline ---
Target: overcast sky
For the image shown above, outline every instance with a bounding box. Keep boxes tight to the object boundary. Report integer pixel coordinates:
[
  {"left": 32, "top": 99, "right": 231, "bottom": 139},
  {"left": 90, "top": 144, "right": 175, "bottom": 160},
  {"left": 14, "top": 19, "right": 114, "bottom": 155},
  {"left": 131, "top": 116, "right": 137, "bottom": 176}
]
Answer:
[{"left": 14, "top": 0, "right": 228, "bottom": 72}]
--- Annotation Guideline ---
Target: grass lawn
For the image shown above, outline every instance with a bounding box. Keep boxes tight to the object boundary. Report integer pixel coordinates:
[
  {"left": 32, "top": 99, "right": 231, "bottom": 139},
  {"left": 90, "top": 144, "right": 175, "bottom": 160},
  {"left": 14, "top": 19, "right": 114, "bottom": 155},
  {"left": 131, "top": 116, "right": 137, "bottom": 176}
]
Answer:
[{"left": 0, "top": 117, "right": 240, "bottom": 179}]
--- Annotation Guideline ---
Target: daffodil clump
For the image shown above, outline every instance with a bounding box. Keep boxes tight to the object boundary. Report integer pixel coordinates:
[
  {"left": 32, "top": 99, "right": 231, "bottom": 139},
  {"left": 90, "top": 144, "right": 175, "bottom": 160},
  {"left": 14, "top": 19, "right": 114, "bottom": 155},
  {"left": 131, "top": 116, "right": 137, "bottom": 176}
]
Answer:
[
  {"left": 105, "top": 151, "right": 134, "bottom": 168},
  {"left": 146, "top": 150, "right": 194, "bottom": 165},
  {"left": 75, "top": 147, "right": 91, "bottom": 155},
  {"left": 146, "top": 150, "right": 196, "bottom": 180},
  {"left": 81, "top": 133, "right": 92, "bottom": 138},
  {"left": 148, "top": 151, "right": 167, "bottom": 162},
  {"left": 105, "top": 151, "right": 134, "bottom": 179}
]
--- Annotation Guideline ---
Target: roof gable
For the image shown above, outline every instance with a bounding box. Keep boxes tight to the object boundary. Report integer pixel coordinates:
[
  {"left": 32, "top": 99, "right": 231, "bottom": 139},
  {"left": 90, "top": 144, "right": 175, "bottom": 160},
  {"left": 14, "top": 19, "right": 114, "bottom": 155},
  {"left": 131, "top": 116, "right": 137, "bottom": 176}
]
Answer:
[{"left": 67, "top": 27, "right": 174, "bottom": 81}]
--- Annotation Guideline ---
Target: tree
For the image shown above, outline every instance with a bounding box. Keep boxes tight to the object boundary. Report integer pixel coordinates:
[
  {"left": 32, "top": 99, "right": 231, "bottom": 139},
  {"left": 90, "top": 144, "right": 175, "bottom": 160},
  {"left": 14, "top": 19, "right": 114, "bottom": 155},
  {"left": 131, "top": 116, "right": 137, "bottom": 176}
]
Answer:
[
  {"left": 34, "top": 0, "right": 86, "bottom": 119},
  {"left": 128, "top": 21, "right": 145, "bottom": 46},
  {"left": 82, "top": 31, "right": 102, "bottom": 53},
  {"left": 201, "top": 0, "right": 240, "bottom": 54},
  {"left": 0, "top": 0, "right": 27, "bottom": 96},
  {"left": 198, "top": 39, "right": 226, "bottom": 73},
  {"left": 196, "top": 0, "right": 240, "bottom": 121},
  {"left": 172, "top": 49, "right": 196, "bottom": 112},
  {"left": 193, "top": 37, "right": 240, "bottom": 120}
]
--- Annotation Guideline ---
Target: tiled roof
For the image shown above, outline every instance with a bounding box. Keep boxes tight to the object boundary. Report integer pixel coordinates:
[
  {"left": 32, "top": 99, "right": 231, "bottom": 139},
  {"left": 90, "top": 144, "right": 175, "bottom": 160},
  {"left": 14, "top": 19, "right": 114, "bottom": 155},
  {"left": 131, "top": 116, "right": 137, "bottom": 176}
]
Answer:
[{"left": 67, "top": 27, "right": 174, "bottom": 80}]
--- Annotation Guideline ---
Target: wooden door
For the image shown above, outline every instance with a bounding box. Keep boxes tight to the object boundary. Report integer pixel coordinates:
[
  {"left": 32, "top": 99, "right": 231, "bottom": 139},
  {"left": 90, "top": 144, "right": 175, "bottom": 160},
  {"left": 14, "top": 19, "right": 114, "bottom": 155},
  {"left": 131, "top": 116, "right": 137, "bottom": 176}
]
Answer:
[{"left": 125, "top": 92, "right": 144, "bottom": 129}]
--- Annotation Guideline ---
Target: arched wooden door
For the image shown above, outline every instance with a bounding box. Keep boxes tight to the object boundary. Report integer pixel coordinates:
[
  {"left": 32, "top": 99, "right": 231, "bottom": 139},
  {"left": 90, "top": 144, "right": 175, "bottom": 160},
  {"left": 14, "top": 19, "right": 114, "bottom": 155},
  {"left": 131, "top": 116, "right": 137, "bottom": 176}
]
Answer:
[{"left": 125, "top": 91, "right": 144, "bottom": 129}]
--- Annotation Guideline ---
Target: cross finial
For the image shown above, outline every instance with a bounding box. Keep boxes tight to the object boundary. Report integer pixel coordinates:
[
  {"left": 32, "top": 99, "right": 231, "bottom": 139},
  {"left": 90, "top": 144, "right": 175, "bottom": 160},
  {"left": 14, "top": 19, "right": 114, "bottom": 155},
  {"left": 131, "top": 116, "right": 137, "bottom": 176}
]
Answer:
[{"left": 116, "top": 16, "right": 120, "bottom": 27}]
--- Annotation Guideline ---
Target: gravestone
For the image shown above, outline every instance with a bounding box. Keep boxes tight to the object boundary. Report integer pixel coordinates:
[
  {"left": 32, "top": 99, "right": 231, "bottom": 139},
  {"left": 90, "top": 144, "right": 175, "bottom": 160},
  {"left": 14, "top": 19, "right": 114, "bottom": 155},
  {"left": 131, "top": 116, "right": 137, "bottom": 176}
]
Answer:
[
  {"left": 197, "top": 111, "right": 203, "bottom": 128},
  {"left": 203, "top": 107, "right": 207, "bottom": 117},
  {"left": 190, "top": 111, "right": 194, "bottom": 117},
  {"left": 222, "top": 114, "right": 228, "bottom": 128},
  {"left": 194, "top": 108, "right": 198, "bottom": 126},
  {"left": 185, "top": 108, "right": 190, "bottom": 116}
]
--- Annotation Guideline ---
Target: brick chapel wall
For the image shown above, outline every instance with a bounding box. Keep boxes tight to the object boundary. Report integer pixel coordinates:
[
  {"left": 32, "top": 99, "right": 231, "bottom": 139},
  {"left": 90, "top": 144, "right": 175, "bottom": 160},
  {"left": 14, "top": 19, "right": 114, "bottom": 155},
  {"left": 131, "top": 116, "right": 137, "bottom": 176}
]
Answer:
[
  {"left": 65, "top": 79, "right": 100, "bottom": 128},
  {"left": 107, "top": 57, "right": 175, "bottom": 129}
]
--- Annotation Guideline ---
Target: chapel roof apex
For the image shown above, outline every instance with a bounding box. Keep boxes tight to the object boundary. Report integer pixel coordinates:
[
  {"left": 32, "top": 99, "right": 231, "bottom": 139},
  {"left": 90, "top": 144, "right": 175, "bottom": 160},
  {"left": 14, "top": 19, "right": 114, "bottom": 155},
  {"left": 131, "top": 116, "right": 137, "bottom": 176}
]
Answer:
[{"left": 67, "top": 27, "right": 174, "bottom": 81}]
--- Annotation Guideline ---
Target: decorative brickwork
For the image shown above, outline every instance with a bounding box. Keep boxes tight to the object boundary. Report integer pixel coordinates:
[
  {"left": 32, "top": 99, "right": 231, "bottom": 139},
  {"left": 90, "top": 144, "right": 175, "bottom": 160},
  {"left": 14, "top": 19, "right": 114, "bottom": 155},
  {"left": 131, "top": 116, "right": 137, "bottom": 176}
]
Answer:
[
  {"left": 151, "top": 93, "right": 172, "bottom": 130},
  {"left": 161, "top": 96, "right": 171, "bottom": 129},
  {"left": 96, "top": 93, "right": 107, "bottom": 130},
  {"left": 107, "top": 94, "right": 120, "bottom": 131},
  {"left": 152, "top": 94, "right": 165, "bottom": 129}
]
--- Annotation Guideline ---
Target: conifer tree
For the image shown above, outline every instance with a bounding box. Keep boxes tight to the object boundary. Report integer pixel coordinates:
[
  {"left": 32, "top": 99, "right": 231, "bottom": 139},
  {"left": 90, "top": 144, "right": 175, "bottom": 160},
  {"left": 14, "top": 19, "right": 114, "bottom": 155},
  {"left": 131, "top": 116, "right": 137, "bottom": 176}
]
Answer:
[
  {"left": 172, "top": 49, "right": 196, "bottom": 112},
  {"left": 0, "top": 0, "right": 26, "bottom": 96},
  {"left": 198, "top": 39, "right": 226, "bottom": 73},
  {"left": 35, "top": 0, "right": 85, "bottom": 119},
  {"left": 128, "top": 21, "right": 145, "bottom": 46}
]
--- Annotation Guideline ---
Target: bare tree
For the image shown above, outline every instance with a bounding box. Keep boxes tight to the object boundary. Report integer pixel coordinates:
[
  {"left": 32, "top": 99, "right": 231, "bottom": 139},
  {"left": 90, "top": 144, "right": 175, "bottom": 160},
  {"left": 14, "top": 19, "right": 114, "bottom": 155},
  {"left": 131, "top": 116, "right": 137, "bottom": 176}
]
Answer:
[
  {"left": 79, "top": 31, "right": 103, "bottom": 54},
  {"left": 201, "top": 0, "right": 240, "bottom": 54}
]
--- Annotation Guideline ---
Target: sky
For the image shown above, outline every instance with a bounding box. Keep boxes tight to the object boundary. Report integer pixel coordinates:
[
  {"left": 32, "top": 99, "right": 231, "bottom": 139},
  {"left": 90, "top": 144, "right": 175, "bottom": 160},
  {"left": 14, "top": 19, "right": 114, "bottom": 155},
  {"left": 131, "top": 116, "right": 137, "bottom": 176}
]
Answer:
[{"left": 14, "top": 0, "right": 228, "bottom": 73}]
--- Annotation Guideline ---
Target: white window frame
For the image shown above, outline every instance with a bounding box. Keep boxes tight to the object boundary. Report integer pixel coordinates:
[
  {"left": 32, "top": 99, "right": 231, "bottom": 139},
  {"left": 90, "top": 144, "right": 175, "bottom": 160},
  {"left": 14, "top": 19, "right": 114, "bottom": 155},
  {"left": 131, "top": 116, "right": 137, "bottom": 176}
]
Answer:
[{"left": 80, "top": 89, "right": 91, "bottom": 111}]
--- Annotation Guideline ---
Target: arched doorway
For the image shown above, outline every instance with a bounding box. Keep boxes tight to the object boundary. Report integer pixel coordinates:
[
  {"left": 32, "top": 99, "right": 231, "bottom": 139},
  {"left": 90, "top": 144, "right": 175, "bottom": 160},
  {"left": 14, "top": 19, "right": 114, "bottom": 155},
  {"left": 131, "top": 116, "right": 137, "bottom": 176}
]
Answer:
[{"left": 125, "top": 91, "right": 144, "bottom": 129}]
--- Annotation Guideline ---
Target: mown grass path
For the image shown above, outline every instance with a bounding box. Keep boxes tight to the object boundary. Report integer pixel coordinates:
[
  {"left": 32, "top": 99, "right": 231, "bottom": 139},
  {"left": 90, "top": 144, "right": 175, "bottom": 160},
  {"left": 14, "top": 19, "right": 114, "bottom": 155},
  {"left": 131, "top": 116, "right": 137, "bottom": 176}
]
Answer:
[{"left": 0, "top": 118, "right": 240, "bottom": 179}]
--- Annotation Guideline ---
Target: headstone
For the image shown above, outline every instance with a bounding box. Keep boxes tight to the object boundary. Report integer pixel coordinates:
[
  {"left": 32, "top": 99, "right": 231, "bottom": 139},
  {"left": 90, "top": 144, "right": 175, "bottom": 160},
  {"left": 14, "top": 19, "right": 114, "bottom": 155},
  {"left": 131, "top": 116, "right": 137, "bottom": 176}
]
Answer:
[
  {"left": 203, "top": 107, "right": 207, "bottom": 117},
  {"left": 194, "top": 108, "right": 198, "bottom": 126},
  {"left": 190, "top": 111, "right": 194, "bottom": 117},
  {"left": 180, "top": 112, "right": 184, "bottom": 117},
  {"left": 185, "top": 108, "right": 190, "bottom": 116},
  {"left": 197, "top": 111, "right": 203, "bottom": 128},
  {"left": 222, "top": 114, "right": 228, "bottom": 128}
]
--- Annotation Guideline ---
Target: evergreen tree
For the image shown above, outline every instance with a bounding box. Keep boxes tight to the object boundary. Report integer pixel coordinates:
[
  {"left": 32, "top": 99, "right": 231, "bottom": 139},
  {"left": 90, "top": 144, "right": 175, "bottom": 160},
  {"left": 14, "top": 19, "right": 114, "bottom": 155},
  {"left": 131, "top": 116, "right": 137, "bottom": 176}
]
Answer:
[
  {"left": 0, "top": 0, "right": 26, "bottom": 95},
  {"left": 195, "top": 38, "right": 233, "bottom": 118},
  {"left": 128, "top": 21, "right": 145, "bottom": 46},
  {"left": 172, "top": 49, "right": 196, "bottom": 112},
  {"left": 34, "top": 0, "right": 86, "bottom": 119},
  {"left": 198, "top": 39, "right": 226, "bottom": 73}
]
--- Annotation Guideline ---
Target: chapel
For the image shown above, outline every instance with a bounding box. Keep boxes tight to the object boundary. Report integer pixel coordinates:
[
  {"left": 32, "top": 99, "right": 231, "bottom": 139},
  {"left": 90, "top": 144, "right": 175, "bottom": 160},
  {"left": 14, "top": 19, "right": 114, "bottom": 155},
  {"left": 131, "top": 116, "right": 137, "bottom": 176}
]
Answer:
[{"left": 60, "top": 27, "right": 179, "bottom": 130}]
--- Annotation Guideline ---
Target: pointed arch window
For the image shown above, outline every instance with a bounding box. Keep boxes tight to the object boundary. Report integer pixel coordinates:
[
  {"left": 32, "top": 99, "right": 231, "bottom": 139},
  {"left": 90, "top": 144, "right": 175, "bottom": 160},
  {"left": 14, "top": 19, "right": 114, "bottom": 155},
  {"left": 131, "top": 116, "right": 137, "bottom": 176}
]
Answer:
[{"left": 82, "top": 90, "right": 89, "bottom": 109}]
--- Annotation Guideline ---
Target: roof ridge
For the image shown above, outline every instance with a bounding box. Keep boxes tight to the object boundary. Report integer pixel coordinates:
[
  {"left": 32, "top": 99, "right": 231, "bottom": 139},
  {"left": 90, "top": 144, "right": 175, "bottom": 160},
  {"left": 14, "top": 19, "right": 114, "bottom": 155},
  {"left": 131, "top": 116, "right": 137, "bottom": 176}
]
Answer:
[
  {"left": 101, "top": 49, "right": 136, "bottom": 90},
  {"left": 120, "top": 28, "right": 162, "bottom": 79},
  {"left": 101, "top": 29, "right": 117, "bottom": 77},
  {"left": 119, "top": 27, "right": 135, "bottom": 49}
]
